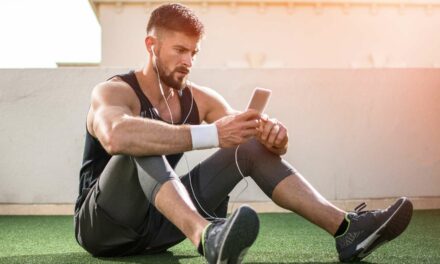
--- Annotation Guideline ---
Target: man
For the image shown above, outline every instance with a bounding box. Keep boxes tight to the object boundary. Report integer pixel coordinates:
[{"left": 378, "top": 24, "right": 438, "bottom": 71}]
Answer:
[{"left": 74, "top": 3, "right": 413, "bottom": 263}]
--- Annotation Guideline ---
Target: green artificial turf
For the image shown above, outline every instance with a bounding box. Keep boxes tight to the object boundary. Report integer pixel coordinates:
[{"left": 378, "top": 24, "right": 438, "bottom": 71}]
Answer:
[{"left": 0, "top": 210, "right": 439, "bottom": 263}]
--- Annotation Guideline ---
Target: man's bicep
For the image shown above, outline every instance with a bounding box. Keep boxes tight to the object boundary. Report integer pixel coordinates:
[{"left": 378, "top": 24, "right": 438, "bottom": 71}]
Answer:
[
  {"left": 93, "top": 106, "right": 131, "bottom": 136},
  {"left": 90, "top": 83, "right": 134, "bottom": 141}
]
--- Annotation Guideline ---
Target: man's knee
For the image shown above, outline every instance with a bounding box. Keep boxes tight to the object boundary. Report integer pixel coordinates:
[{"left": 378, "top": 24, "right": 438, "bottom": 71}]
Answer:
[
  {"left": 132, "top": 155, "right": 179, "bottom": 205},
  {"left": 239, "top": 138, "right": 274, "bottom": 161}
]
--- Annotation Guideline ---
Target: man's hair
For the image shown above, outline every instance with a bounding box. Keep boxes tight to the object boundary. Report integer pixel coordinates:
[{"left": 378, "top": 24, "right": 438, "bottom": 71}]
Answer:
[{"left": 147, "top": 3, "right": 204, "bottom": 38}]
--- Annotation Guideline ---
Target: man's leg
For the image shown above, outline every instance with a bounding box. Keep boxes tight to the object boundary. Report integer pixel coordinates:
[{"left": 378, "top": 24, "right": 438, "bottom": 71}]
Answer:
[
  {"left": 179, "top": 139, "right": 412, "bottom": 262},
  {"left": 78, "top": 154, "right": 259, "bottom": 262},
  {"left": 75, "top": 155, "right": 153, "bottom": 256},
  {"left": 271, "top": 173, "right": 345, "bottom": 235},
  {"left": 154, "top": 179, "right": 209, "bottom": 246},
  {"left": 96, "top": 155, "right": 208, "bottom": 247},
  {"left": 180, "top": 138, "right": 344, "bottom": 233}
]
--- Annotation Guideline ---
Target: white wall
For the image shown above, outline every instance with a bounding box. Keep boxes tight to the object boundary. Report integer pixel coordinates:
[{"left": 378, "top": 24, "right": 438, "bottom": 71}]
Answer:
[
  {"left": 96, "top": 2, "right": 440, "bottom": 68},
  {"left": 0, "top": 68, "right": 439, "bottom": 204}
]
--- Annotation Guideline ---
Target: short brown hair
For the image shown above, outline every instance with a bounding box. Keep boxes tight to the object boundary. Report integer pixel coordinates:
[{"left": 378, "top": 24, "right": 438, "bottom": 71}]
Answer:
[{"left": 147, "top": 3, "right": 204, "bottom": 38}]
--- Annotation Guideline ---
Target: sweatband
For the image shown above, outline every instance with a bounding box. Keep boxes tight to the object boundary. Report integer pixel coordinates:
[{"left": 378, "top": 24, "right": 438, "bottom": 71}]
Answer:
[{"left": 190, "top": 124, "right": 219, "bottom": 150}]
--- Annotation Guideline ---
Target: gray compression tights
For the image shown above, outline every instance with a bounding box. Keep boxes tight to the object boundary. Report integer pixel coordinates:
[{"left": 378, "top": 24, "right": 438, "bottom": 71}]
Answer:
[{"left": 96, "top": 139, "right": 295, "bottom": 231}]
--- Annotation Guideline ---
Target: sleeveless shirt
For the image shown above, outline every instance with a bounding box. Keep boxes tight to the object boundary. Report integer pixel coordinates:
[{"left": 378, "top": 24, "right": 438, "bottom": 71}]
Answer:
[{"left": 75, "top": 71, "right": 200, "bottom": 212}]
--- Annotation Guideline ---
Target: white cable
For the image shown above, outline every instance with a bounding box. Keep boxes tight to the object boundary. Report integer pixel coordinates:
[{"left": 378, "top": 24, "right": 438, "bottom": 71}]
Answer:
[
  {"left": 181, "top": 83, "right": 194, "bottom": 124},
  {"left": 183, "top": 153, "right": 219, "bottom": 220},
  {"left": 229, "top": 145, "right": 250, "bottom": 214},
  {"left": 183, "top": 145, "right": 249, "bottom": 220},
  {"left": 154, "top": 64, "right": 174, "bottom": 125},
  {"left": 154, "top": 65, "right": 193, "bottom": 125},
  {"left": 153, "top": 58, "right": 218, "bottom": 219},
  {"left": 153, "top": 57, "right": 248, "bottom": 220}
]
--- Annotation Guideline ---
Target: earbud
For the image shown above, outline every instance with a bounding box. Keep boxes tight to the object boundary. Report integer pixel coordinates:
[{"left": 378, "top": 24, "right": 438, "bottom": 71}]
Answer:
[{"left": 151, "top": 45, "right": 157, "bottom": 64}]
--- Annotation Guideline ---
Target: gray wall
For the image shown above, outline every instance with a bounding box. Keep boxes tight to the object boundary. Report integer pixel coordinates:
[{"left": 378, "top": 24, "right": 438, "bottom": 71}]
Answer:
[{"left": 1, "top": 68, "right": 439, "bottom": 203}]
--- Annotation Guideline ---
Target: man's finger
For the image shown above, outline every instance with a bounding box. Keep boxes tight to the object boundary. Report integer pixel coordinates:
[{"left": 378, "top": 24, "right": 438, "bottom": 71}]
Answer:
[
  {"left": 242, "top": 119, "right": 260, "bottom": 129},
  {"left": 261, "top": 114, "right": 269, "bottom": 122},
  {"left": 275, "top": 127, "right": 287, "bottom": 146},
  {"left": 262, "top": 118, "right": 278, "bottom": 140},
  {"left": 267, "top": 124, "right": 280, "bottom": 145},
  {"left": 261, "top": 121, "right": 274, "bottom": 140},
  {"left": 242, "top": 128, "right": 259, "bottom": 137},
  {"left": 237, "top": 109, "right": 260, "bottom": 121},
  {"left": 257, "top": 119, "right": 264, "bottom": 132}
]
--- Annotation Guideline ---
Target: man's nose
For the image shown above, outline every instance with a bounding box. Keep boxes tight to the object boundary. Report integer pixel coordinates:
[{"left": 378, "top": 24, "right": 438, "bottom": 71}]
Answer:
[{"left": 181, "top": 53, "right": 193, "bottom": 68}]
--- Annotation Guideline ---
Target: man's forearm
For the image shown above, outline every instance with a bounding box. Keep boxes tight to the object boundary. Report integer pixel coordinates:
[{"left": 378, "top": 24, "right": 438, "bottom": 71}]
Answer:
[{"left": 106, "top": 115, "right": 193, "bottom": 156}]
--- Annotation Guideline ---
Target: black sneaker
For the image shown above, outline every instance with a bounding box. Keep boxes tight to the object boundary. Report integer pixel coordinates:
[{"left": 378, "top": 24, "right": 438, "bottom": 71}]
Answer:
[
  {"left": 336, "top": 197, "right": 413, "bottom": 262},
  {"left": 200, "top": 205, "right": 260, "bottom": 264}
]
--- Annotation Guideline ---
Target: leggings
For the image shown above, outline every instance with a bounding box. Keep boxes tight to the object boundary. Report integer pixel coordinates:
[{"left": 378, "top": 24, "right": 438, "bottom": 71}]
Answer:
[{"left": 74, "top": 139, "right": 296, "bottom": 257}]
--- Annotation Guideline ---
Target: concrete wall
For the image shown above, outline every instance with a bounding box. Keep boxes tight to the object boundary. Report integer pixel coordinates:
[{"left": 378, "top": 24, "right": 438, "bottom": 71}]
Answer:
[
  {"left": 0, "top": 68, "right": 439, "bottom": 204},
  {"left": 95, "top": 2, "right": 440, "bottom": 68}
]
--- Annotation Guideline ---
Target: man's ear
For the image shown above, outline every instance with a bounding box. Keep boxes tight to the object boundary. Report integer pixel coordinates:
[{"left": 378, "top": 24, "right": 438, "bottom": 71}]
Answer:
[{"left": 145, "top": 36, "right": 156, "bottom": 56}]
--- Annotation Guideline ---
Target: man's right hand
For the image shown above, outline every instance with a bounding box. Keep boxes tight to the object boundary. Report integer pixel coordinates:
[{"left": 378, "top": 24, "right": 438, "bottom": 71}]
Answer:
[{"left": 214, "top": 109, "right": 261, "bottom": 148}]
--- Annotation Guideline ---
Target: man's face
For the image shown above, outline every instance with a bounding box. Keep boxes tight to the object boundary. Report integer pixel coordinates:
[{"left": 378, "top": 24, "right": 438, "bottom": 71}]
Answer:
[{"left": 153, "top": 31, "right": 201, "bottom": 90}]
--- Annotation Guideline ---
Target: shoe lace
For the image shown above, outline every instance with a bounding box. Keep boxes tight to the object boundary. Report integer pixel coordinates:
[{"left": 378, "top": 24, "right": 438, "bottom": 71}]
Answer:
[
  {"left": 353, "top": 202, "right": 382, "bottom": 217},
  {"left": 353, "top": 202, "right": 372, "bottom": 216},
  {"left": 354, "top": 202, "right": 367, "bottom": 213}
]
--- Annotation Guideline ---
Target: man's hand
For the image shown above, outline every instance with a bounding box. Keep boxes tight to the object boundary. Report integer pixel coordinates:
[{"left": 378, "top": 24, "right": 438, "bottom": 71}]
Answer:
[
  {"left": 257, "top": 115, "right": 289, "bottom": 155},
  {"left": 215, "top": 109, "right": 260, "bottom": 148}
]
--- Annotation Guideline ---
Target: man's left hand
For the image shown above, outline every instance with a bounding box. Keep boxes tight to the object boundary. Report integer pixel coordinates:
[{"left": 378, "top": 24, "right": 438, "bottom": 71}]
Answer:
[{"left": 257, "top": 115, "right": 288, "bottom": 155}]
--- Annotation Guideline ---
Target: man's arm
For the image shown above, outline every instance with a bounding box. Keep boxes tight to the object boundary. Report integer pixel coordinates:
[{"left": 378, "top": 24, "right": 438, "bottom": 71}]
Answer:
[
  {"left": 89, "top": 81, "right": 260, "bottom": 156},
  {"left": 89, "top": 81, "right": 193, "bottom": 156}
]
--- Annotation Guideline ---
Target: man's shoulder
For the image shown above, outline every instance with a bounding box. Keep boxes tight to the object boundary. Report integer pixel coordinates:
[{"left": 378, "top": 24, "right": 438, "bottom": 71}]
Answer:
[
  {"left": 92, "top": 78, "right": 135, "bottom": 99},
  {"left": 188, "top": 82, "right": 222, "bottom": 100},
  {"left": 94, "top": 77, "right": 132, "bottom": 93},
  {"left": 90, "top": 77, "right": 138, "bottom": 108},
  {"left": 187, "top": 81, "right": 233, "bottom": 122}
]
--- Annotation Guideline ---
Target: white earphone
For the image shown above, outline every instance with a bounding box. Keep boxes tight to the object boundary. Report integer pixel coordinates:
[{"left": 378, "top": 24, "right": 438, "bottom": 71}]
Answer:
[
  {"left": 151, "top": 45, "right": 167, "bottom": 100},
  {"left": 151, "top": 45, "right": 157, "bottom": 65},
  {"left": 148, "top": 43, "right": 246, "bottom": 220}
]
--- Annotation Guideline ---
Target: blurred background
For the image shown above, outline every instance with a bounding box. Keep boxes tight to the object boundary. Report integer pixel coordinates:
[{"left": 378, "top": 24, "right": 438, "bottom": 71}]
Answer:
[{"left": 1, "top": 0, "right": 439, "bottom": 214}]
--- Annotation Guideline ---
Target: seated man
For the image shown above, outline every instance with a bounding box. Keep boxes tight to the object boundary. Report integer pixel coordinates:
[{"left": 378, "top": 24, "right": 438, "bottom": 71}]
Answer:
[{"left": 74, "top": 3, "right": 413, "bottom": 263}]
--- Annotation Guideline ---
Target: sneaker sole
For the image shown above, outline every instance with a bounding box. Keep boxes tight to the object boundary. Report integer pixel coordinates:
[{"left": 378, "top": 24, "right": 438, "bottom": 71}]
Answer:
[
  {"left": 216, "top": 205, "right": 260, "bottom": 264},
  {"left": 341, "top": 197, "right": 413, "bottom": 262}
]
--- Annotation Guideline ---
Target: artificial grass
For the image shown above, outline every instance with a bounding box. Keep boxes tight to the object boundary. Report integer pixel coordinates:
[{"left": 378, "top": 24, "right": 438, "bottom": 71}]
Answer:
[{"left": 0, "top": 210, "right": 439, "bottom": 263}]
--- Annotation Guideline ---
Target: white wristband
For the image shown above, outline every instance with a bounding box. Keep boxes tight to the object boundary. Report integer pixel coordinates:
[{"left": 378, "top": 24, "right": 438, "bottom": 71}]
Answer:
[{"left": 190, "top": 124, "right": 219, "bottom": 150}]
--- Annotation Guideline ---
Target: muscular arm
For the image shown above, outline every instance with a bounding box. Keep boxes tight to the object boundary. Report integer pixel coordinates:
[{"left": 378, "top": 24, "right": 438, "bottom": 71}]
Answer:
[{"left": 89, "top": 82, "right": 192, "bottom": 156}]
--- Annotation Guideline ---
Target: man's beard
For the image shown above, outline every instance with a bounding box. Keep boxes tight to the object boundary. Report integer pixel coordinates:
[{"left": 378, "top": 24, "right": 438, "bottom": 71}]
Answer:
[{"left": 154, "top": 59, "right": 189, "bottom": 90}]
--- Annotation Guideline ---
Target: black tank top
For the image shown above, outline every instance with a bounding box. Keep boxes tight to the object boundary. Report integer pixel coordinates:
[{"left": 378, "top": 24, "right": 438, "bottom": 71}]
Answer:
[{"left": 75, "top": 71, "right": 200, "bottom": 212}]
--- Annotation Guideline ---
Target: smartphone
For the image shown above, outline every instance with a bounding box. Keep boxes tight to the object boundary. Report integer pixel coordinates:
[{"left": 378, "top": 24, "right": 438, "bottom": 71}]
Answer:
[{"left": 246, "top": 87, "right": 272, "bottom": 114}]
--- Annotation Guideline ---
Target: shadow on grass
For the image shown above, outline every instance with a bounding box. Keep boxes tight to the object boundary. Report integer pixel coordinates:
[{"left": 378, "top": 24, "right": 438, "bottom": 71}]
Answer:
[
  {"left": 248, "top": 261, "right": 374, "bottom": 264},
  {"left": 0, "top": 251, "right": 377, "bottom": 264},
  {"left": 0, "top": 252, "right": 377, "bottom": 264},
  {"left": 103, "top": 250, "right": 199, "bottom": 263},
  {"left": 0, "top": 251, "right": 200, "bottom": 264}
]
